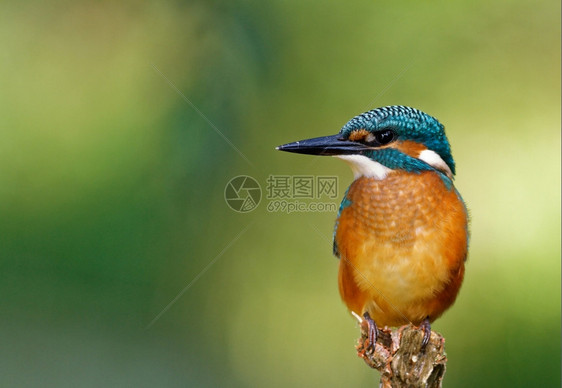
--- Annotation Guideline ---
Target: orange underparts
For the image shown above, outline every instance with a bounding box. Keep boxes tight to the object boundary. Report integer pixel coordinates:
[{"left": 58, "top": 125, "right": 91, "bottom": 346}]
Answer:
[{"left": 335, "top": 171, "right": 468, "bottom": 327}]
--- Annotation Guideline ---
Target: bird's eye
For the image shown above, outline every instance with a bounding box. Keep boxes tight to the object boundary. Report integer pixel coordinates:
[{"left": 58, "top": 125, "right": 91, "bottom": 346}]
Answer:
[{"left": 366, "top": 129, "right": 395, "bottom": 146}]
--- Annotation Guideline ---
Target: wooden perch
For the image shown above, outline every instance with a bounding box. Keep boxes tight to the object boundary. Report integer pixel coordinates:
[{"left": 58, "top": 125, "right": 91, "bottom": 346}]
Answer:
[{"left": 356, "top": 319, "right": 447, "bottom": 387}]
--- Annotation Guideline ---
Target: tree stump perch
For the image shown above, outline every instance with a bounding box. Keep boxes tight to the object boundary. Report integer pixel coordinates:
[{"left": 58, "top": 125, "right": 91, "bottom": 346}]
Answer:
[{"left": 356, "top": 319, "right": 447, "bottom": 387}]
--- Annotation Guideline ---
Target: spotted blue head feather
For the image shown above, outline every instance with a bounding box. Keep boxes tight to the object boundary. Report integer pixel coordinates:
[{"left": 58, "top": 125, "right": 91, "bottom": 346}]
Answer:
[{"left": 340, "top": 106, "right": 455, "bottom": 176}]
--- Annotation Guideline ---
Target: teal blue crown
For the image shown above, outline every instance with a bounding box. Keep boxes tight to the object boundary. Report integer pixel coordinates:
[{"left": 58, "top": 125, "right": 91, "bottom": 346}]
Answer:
[{"left": 340, "top": 106, "right": 455, "bottom": 176}]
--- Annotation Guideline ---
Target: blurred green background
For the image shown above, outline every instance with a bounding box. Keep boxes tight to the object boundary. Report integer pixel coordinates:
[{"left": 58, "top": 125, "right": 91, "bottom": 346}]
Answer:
[{"left": 1, "top": 1, "right": 559, "bottom": 387}]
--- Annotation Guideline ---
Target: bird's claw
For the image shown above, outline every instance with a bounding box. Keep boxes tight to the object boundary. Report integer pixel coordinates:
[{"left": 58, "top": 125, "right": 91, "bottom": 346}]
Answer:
[
  {"left": 363, "top": 312, "right": 378, "bottom": 352},
  {"left": 420, "top": 317, "right": 431, "bottom": 350}
]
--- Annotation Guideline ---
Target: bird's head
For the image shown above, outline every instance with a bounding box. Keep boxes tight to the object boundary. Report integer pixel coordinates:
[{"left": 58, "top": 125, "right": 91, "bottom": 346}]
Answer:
[{"left": 277, "top": 106, "right": 455, "bottom": 180}]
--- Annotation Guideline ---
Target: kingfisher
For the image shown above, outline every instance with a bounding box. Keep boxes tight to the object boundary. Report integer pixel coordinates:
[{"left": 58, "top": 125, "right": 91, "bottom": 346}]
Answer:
[{"left": 277, "top": 105, "right": 469, "bottom": 347}]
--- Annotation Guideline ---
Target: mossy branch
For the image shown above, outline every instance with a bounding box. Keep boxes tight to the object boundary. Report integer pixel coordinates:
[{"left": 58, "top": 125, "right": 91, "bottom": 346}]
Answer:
[{"left": 356, "top": 321, "right": 447, "bottom": 387}]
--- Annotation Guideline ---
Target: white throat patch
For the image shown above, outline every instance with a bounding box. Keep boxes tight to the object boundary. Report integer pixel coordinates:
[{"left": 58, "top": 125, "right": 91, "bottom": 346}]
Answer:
[
  {"left": 334, "top": 154, "right": 392, "bottom": 180},
  {"left": 418, "top": 149, "right": 453, "bottom": 179}
]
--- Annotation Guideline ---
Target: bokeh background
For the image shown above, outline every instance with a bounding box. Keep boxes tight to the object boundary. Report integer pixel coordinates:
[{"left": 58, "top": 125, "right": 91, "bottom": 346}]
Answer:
[{"left": 1, "top": 1, "right": 560, "bottom": 387}]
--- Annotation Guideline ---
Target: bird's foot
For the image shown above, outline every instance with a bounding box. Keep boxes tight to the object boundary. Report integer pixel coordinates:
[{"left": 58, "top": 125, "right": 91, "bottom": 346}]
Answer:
[
  {"left": 420, "top": 317, "right": 431, "bottom": 350},
  {"left": 363, "top": 312, "right": 379, "bottom": 352}
]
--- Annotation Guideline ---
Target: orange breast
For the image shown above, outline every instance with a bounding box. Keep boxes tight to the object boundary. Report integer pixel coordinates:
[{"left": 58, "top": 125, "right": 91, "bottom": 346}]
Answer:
[{"left": 335, "top": 171, "right": 468, "bottom": 326}]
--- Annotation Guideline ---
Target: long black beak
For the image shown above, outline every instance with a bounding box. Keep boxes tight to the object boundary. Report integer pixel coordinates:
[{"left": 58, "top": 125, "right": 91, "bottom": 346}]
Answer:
[{"left": 276, "top": 134, "right": 368, "bottom": 156}]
